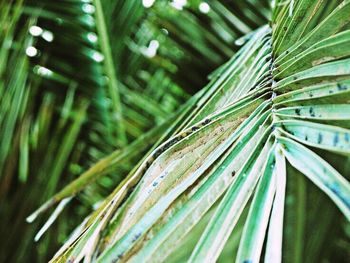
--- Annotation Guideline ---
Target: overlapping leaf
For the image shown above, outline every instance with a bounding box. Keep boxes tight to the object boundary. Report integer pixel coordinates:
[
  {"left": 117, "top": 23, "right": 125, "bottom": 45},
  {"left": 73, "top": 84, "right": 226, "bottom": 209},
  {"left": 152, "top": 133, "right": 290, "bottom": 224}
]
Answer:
[{"left": 16, "top": 0, "right": 350, "bottom": 262}]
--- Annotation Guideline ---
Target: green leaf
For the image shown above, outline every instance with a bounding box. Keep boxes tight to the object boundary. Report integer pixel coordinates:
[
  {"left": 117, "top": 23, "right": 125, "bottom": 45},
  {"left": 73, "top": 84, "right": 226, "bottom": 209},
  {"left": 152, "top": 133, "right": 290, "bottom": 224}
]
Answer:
[
  {"left": 276, "top": 30, "right": 350, "bottom": 78},
  {"left": 93, "top": 0, "right": 126, "bottom": 145},
  {"left": 275, "top": 104, "right": 350, "bottom": 120},
  {"left": 277, "top": 120, "right": 350, "bottom": 155},
  {"left": 282, "top": 164, "right": 307, "bottom": 263},
  {"left": 279, "top": 136, "right": 350, "bottom": 220},
  {"left": 276, "top": 0, "right": 350, "bottom": 65},
  {"left": 264, "top": 146, "right": 287, "bottom": 263},
  {"left": 188, "top": 138, "right": 274, "bottom": 262},
  {"left": 126, "top": 110, "right": 272, "bottom": 263},
  {"left": 236, "top": 146, "right": 276, "bottom": 262},
  {"left": 275, "top": 58, "right": 350, "bottom": 92}
]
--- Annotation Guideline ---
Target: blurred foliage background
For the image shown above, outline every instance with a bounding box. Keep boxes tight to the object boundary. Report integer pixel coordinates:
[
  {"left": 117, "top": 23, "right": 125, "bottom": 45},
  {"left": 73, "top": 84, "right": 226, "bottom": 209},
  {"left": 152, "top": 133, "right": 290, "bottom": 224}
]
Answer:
[{"left": 1, "top": 0, "right": 349, "bottom": 262}]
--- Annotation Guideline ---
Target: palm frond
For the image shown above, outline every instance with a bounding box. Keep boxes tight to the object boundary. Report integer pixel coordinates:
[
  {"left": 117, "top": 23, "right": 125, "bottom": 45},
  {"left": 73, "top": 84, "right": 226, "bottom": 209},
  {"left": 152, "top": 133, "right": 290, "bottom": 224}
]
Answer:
[
  {"left": 32, "top": 1, "right": 350, "bottom": 262},
  {"left": 1, "top": 0, "right": 271, "bottom": 261}
]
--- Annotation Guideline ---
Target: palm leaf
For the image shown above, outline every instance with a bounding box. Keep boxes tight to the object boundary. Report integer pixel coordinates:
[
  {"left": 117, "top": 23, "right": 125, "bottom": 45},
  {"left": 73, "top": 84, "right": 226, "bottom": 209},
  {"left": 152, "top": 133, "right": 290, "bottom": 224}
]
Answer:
[
  {"left": 39, "top": 1, "right": 348, "bottom": 262},
  {"left": 1, "top": 0, "right": 271, "bottom": 261}
]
